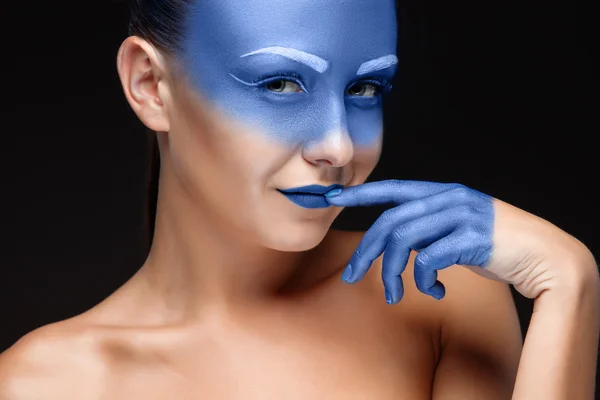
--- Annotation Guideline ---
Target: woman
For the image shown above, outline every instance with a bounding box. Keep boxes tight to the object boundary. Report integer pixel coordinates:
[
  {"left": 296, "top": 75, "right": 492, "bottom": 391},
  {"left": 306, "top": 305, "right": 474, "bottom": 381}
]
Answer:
[{"left": 0, "top": 0, "right": 597, "bottom": 398}]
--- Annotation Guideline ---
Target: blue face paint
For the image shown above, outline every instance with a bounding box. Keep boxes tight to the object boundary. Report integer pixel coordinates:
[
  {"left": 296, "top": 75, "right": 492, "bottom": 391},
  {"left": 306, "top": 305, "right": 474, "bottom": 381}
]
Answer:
[{"left": 179, "top": 0, "right": 398, "bottom": 148}]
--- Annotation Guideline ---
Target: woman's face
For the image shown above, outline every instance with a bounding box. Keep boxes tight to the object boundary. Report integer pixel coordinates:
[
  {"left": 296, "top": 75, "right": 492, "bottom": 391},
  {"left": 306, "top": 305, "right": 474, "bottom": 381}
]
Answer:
[{"left": 162, "top": 0, "right": 398, "bottom": 251}]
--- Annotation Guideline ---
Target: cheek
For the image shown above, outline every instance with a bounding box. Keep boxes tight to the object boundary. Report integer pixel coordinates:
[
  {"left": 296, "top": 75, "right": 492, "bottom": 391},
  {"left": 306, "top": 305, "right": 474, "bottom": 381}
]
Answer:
[
  {"left": 167, "top": 89, "right": 286, "bottom": 187},
  {"left": 346, "top": 105, "right": 385, "bottom": 148},
  {"left": 181, "top": 65, "right": 318, "bottom": 145},
  {"left": 193, "top": 104, "right": 301, "bottom": 190},
  {"left": 203, "top": 90, "right": 328, "bottom": 146},
  {"left": 354, "top": 140, "right": 383, "bottom": 176}
]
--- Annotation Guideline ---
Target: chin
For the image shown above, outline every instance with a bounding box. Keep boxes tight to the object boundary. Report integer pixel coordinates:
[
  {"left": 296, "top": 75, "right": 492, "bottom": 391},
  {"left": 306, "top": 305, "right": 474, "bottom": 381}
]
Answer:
[{"left": 257, "top": 219, "right": 334, "bottom": 252}]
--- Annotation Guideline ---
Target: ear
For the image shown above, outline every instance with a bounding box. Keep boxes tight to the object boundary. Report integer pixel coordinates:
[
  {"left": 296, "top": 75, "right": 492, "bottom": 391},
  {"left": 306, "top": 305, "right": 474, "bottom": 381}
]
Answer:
[{"left": 116, "top": 36, "right": 170, "bottom": 132}]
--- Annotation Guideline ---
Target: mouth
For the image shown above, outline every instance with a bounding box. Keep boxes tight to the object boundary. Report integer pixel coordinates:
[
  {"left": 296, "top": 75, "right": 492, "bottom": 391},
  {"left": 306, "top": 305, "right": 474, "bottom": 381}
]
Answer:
[
  {"left": 277, "top": 184, "right": 344, "bottom": 209},
  {"left": 277, "top": 184, "right": 344, "bottom": 195}
]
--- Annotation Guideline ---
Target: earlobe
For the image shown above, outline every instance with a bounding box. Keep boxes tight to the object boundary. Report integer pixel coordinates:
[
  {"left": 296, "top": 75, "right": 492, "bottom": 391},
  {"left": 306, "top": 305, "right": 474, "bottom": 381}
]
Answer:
[{"left": 116, "top": 36, "right": 170, "bottom": 132}]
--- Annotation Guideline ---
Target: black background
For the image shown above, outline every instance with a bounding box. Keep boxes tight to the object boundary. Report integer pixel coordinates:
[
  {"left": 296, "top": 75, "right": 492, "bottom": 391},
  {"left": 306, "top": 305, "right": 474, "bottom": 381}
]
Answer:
[{"left": 2, "top": 0, "right": 597, "bottom": 391}]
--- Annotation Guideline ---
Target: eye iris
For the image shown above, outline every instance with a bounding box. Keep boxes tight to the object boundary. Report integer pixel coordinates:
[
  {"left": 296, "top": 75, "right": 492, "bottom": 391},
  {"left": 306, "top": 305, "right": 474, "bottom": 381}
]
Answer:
[
  {"left": 350, "top": 84, "right": 366, "bottom": 96},
  {"left": 266, "top": 80, "right": 285, "bottom": 92},
  {"left": 348, "top": 83, "right": 379, "bottom": 96}
]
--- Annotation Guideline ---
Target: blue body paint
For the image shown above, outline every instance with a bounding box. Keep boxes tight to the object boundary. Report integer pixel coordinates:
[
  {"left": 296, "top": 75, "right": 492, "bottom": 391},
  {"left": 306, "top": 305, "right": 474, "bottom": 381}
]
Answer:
[
  {"left": 325, "top": 181, "right": 495, "bottom": 303},
  {"left": 278, "top": 184, "right": 343, "bottom": 209},
  {"left": 154, "top": 1, "right": 498, "bottom": 304},
  {"left": 178, "top": 0, "right": 398, "bottom": 148}
]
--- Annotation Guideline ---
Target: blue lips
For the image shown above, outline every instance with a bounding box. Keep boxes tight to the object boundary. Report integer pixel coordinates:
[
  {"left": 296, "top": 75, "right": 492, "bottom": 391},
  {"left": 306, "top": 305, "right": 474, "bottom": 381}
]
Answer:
[{"left": 278, "top": 184, "right": 343, "bottom": 209}]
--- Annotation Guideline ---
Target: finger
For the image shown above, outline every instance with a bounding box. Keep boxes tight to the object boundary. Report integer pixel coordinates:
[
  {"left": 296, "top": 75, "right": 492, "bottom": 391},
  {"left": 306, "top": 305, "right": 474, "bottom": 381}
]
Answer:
[
  {"left": 413, "top": 227, "right": 493, "bottom": 300},
  {"left": 325, "top": 180, "right": 461, "bottom": 207},
  {"left": 347, "top": 208, "right": 469, "bottom": 305},
  {"left": 379, "top": 210, "right": 462, "bottom": 302},
  {"left": 347, "top": 187, "right": 488, "bottom": 277},
  {"left": 381, "top": 241, "right": 409, "bottom": 304},
  {"left": 382, "top": 203, "right": 492, "bottom": 301}
]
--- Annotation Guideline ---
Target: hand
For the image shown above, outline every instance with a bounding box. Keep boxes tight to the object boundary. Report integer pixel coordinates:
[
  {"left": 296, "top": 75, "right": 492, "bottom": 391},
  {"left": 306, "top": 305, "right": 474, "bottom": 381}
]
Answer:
[{"left": 324, "top": 180, "right": 596, "bottom": 304}]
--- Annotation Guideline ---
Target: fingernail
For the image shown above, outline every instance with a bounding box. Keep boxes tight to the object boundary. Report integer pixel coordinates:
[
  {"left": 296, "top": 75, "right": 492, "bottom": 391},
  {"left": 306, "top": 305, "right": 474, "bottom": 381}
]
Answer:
[
  {"left": 385, "top": 290, "right": 393, "bottom": 304},
  {"left": 324, "top": 188, "right": 342, "bottom": 198},
  {"left": 341, "top": 264, "right": 353, "bottom": 282}
]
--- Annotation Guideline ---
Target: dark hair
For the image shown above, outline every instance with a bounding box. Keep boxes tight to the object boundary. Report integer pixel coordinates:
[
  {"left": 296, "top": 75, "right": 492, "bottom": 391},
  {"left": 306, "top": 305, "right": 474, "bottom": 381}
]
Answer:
[
  {"left": 128, "top": 0, "right": 192, "bottom": 55},
  {"left": 127, "top": 0, "right": 193, "bottom": 247}
]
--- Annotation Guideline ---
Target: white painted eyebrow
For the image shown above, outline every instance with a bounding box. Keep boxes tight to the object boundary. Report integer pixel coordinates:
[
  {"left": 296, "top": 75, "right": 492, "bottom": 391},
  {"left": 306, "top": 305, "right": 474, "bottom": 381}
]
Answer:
[
  {"left": 240, "top": 46, "right": 330, "bottom": 73},
  {"left": 356, "top": 54, "right": 398, "bottom": 75}
]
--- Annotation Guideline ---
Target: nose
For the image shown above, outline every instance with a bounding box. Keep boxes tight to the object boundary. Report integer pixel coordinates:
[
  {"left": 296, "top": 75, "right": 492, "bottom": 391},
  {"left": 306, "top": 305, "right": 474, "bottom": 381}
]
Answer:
[
  {"left": 302, "top": 101, "right": 354, "bottom": 167},
  {"left": 302, "top": 128, "right": 354, "bottom": 167}
]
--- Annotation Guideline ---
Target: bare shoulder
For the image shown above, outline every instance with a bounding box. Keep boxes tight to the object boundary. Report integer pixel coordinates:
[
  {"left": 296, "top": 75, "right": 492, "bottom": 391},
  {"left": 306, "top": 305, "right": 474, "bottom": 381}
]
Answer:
[
  {"left": 0, "top": 320, "right": 107, "bottom": 400},
  {"left": 328, "top": 229, "right": 522, "bottom": 391},
  {"left": 434, "top": 263, "right": 522, "bottom": 338}
]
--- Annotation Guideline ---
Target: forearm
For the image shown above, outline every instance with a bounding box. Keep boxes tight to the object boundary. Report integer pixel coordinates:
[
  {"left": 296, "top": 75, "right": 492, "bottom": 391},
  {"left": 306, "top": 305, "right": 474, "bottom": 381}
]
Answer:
[{"left": 512, "top": 257, "right": 600, "bottom": 399}]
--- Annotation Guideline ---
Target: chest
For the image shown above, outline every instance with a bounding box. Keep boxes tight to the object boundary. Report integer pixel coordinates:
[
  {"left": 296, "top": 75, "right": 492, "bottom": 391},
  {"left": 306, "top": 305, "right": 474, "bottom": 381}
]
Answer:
[{"left": 103, "top": 308, "right": 438, "bottom": 400}]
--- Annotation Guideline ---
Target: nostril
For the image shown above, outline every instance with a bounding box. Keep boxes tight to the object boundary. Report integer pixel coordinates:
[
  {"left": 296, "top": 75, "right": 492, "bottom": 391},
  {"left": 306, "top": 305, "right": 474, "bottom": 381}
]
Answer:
[{"left": 314, "top": 159, "right": 333, "bottom": 166}]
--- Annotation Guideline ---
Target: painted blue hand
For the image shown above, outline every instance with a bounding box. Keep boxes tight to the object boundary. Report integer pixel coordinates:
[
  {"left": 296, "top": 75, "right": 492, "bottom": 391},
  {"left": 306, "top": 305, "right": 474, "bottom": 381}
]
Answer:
[{"left": 325, "top": 180, "right": 494, "bottom": 304}]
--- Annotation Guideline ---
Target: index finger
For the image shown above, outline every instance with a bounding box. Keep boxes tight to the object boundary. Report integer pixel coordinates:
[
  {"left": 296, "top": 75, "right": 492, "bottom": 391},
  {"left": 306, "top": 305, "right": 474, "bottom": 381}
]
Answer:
[{"left": 325, "top": 180, "right": 457, "bottom": 207}]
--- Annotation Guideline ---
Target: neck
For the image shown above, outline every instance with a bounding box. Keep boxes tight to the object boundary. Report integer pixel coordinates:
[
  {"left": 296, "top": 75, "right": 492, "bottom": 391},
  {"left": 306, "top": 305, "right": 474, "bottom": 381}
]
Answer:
[{"left": 136, "top": 173, "right": 316, "bottom": 320}]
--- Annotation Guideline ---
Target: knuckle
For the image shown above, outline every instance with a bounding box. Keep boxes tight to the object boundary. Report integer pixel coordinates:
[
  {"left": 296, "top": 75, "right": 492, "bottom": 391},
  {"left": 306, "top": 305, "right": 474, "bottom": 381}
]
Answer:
[
  {"left": 460, "top": 224, "right": 479, "bottom": 239},
  {"left": 450, "top": 185, "right": 471, "bottom": 201},
  {"left": 455, "top": 203, "right": 474, "bottom": 218},
  {"left": 445, "top": 182, "right": 463, "bottom": 191},
  {"left": 411, "top": 199, "right": 429, "bottom": 215},
  {"left": 353, "top": 246, "right": 365, "bottom": 260},
  {"left": 414, "top": 252, "right": 431, "bottom": 271},
  {"left": 379, "top": 208, "right": 396, "bottom": 225},
  {"left": 390, "top": 225, "right": 410, "bottom": 245}
]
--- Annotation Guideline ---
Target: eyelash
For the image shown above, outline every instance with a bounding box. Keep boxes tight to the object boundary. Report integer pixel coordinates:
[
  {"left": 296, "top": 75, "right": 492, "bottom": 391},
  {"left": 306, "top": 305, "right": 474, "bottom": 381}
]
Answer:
[
  {"left": 248, "top": 71, "right": 307, "bottom": 92},
  {"left": 354, "top": 77, "right": 394, "bottom": 95},
  {"left": 248, "top": 71, "right": 393, "bottom": 95}
]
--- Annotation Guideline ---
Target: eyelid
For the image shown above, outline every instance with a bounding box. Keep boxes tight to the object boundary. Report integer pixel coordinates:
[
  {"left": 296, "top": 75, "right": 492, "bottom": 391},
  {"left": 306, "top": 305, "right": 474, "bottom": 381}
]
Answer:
[
  {"left": 230, "top": 72, "right": 393, "bottom": 95},
  {"left": 243, "top": 72, "right": 308, "bottom": 93},
  {"left": 351, "top": 77, "right": 393, "bottom": 93},
  {"left": 229, "top": 72, "right": 306, "bottom": 92},
  {"left": 345, "top": 78, "right": 393, "bottom": 99}
]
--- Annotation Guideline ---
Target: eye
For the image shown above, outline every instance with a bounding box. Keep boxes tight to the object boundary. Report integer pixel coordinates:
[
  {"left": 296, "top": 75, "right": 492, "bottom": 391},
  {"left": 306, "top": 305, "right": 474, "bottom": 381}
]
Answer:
[
  {"left": 346, "top": 82, "right": 380, "bottom": 97},
  {"left": 229, "top": 71, "right": 308, "bottom": 93},
  {"left": 265, "top": 79, "right": 304, "bottom": 93}
]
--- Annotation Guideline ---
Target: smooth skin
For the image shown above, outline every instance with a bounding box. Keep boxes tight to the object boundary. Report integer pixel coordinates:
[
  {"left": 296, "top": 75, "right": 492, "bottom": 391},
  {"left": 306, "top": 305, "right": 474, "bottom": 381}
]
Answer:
[
  {"left": 0, "top": 231, "right": 524, "bottom": 399},
  {"left": 1, "top": 0, "right": 598, "bottom": 398}
]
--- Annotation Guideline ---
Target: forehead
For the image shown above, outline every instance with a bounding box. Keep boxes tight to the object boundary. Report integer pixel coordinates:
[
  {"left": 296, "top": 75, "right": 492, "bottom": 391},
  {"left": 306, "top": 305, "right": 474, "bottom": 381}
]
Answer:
[{"left": 182, "top": 0, "right": 397, "bottom": 67}]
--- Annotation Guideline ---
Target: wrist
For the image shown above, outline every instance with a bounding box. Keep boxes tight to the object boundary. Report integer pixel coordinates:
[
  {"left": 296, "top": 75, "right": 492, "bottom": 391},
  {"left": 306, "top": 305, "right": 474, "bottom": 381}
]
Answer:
[
  {"left": 534, "top": 249, "right": 600, "bottom": 312},
  {"left": 518, "top": 254, "right": 599, "bottom": 400}
]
